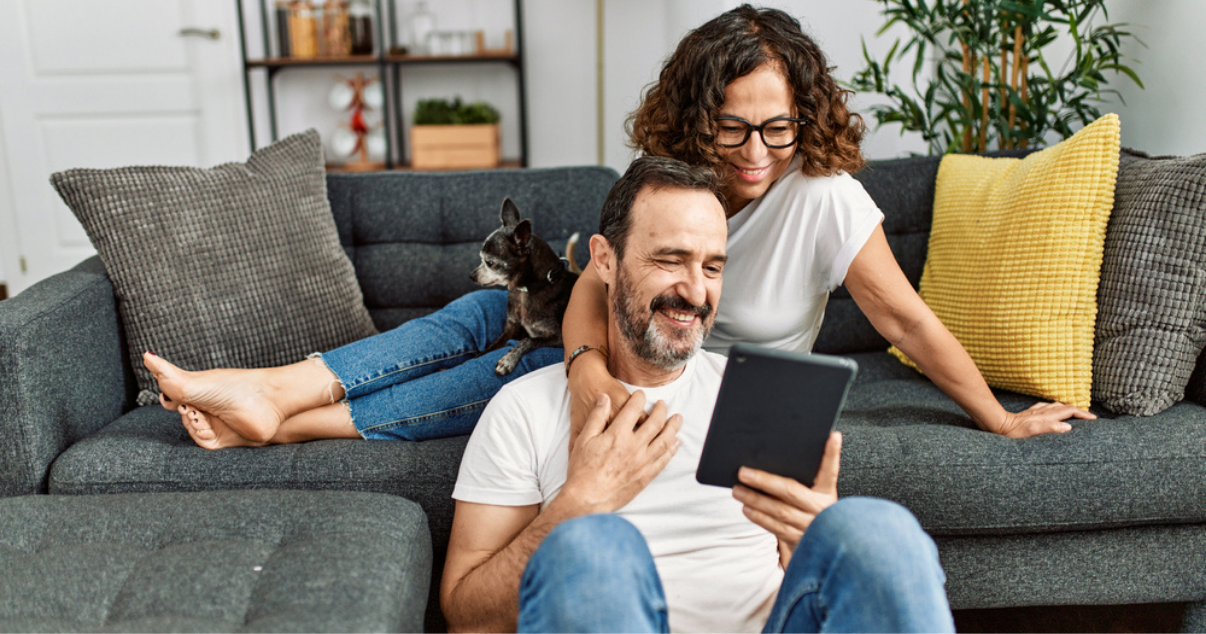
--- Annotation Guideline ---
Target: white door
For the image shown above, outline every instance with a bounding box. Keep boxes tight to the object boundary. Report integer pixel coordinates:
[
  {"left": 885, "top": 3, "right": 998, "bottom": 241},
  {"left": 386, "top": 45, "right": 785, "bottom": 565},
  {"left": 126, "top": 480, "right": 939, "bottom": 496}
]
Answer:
[{"left": 0, "top": 0, "right": 248, "bottom": 295}]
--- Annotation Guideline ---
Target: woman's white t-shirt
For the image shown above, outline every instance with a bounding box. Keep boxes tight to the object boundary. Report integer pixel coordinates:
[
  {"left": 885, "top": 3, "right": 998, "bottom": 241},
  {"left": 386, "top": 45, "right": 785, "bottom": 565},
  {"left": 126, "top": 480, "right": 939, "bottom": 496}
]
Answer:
[{"left": 705, "top": 157, "right": 885, "bottom": 354}]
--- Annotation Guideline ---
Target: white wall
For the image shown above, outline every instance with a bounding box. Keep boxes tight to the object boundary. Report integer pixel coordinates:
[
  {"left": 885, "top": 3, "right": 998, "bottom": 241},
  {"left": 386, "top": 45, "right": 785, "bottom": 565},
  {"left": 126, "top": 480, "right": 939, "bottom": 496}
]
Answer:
[{"left": 2, "top": 0, "right": 1202, "bottom": 288}]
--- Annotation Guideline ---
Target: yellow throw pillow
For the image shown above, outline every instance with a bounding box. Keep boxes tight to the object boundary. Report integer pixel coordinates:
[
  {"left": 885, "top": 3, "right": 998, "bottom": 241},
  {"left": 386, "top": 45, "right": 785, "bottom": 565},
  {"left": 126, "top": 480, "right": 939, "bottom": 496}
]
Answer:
[{"left": 889, "top": 114, "right": 1121, "bottom": 408}]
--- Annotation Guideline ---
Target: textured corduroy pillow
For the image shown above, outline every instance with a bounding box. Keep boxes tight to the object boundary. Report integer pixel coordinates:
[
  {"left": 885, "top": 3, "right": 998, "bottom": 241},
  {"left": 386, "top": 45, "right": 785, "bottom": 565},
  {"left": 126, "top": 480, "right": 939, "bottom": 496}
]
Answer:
[
  {"left": 890, "top": 114, "right": 1121, "bottom": 408},
  {"left": 1093, "top": 149, "right": 1206, "bottom": 415},
  {"left": 51, "top": 129, "right": 378, "bottom": 406}
]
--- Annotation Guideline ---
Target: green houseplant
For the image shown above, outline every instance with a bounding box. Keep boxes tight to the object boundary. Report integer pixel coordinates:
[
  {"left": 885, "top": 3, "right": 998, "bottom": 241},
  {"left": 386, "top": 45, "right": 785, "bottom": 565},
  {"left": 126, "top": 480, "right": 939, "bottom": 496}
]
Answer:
[
  {"left": 411, "top": 97, "right": 502, "bottom": 169},
  {"left": 848, "top": 0, "right": 1143, "bottom": 154}
]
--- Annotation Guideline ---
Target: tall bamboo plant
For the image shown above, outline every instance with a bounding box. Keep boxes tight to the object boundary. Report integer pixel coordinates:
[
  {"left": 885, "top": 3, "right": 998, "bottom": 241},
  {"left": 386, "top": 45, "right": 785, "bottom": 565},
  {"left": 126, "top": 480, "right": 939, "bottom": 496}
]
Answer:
[{"left": 848, "top": 0, "right": 1144, "bottom": 155}]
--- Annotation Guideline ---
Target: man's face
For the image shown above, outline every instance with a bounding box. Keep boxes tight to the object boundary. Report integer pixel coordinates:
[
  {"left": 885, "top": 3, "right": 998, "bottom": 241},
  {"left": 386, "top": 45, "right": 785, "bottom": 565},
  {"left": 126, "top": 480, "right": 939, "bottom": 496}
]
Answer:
[{"left": 610, "top": 186, "right": 728, "bottom": 370}]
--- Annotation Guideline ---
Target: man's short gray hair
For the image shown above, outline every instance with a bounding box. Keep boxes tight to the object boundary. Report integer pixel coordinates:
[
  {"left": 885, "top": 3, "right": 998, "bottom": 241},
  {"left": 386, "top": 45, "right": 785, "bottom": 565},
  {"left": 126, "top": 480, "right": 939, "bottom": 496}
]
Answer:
[{"left": 598, "top": 156, "right": 727, "bottom": 259}]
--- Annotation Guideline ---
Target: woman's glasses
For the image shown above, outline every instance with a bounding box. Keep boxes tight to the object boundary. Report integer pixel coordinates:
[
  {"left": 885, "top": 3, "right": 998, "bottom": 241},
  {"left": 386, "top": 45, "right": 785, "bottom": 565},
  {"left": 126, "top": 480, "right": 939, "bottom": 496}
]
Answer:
[{"left": 714, "top": 116, "right": 809, "bottom": 149}]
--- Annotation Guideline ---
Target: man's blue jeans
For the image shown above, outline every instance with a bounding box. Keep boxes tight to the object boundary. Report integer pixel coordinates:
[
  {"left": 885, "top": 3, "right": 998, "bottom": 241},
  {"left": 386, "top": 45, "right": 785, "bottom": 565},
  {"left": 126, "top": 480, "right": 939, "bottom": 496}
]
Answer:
[
  {"left": 518, "top": 497, "right": 955, "bottom": 633},
  {"left": 318, "top": 289, "right": 562, "bottom": 440}
]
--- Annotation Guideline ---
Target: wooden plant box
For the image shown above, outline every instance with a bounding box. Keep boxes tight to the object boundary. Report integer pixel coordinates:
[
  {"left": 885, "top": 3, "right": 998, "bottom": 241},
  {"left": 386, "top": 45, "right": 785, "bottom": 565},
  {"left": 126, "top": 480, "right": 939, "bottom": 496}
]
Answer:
[{"left": 410, "top": 123, "right": 500, "bottom": 170}]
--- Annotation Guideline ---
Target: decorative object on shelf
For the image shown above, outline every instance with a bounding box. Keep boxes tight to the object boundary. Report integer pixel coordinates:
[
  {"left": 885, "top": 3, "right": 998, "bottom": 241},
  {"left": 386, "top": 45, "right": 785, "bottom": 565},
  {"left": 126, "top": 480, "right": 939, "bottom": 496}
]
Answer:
[
  {"left": 330, "top": 73, "right": 385, "bottom": 171},
  {"left": 847, "top": 0, "right": 1144, "bottom": 154},
  {"left": 411, "top": 97, "right": 501, "bottom": 170},
  {"left": 476, "top": 29, "right": 515, "bottom": 56},
  {"left": 403, "top": 1, "right": 437, "bottom": 55},
  {"left": 348, "top": 0, "right": 374, "bottom": 55}
]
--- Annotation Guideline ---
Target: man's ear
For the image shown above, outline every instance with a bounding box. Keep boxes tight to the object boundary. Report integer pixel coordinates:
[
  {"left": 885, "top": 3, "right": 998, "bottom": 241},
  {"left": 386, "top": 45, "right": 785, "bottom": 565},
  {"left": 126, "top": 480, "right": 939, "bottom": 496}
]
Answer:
[{"left": 589, "top": 234, "right": 617, "bottom": 286}]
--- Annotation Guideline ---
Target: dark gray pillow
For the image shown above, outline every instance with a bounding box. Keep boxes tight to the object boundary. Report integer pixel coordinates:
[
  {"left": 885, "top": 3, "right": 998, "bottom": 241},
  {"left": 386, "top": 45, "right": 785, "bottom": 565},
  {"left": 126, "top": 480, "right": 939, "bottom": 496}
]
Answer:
[
  {"left": 1093, "top": 149, "right": 1206, "bottom": 416},
  {"left": 51, "top": 129, "right": 378, "bottom": 406}
]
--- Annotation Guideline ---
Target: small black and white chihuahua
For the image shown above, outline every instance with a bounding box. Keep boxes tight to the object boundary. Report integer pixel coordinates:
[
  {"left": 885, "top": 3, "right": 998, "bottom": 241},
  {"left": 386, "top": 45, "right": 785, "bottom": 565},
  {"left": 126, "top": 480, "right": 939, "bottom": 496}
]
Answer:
[{"left": 472, "top": 197, "right": 581, "bottom": 375}]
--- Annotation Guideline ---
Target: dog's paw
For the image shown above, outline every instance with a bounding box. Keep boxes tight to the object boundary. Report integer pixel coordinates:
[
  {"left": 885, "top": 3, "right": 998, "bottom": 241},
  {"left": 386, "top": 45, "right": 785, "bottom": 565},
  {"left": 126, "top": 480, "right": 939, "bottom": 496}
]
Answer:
[{"left": 495, "top": 354, "right": 518, "bottom": 376}]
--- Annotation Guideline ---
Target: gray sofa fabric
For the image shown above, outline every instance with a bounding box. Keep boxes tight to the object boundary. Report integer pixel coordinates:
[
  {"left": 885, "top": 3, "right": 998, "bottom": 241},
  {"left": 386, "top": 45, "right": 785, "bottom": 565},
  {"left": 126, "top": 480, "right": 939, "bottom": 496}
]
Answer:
[
  {"left": 0, "top": 489, "right": 431, "bottom": 632},
  {"left": 0, "top": 257, "right": 130, "bottom": 498},
  {"left": 4, "top": 161, "right": 1204, "bottom": 631}
]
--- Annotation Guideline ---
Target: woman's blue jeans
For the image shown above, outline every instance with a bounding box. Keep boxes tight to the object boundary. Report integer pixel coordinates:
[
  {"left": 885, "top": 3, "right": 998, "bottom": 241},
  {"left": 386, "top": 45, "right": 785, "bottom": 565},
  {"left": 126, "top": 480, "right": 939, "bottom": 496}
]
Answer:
[
  {"left": 317, "top": 289, "right": 562, "bottom": 440},
  {"left": 517, "top": 497, "right": 955, "bottom": 633}
]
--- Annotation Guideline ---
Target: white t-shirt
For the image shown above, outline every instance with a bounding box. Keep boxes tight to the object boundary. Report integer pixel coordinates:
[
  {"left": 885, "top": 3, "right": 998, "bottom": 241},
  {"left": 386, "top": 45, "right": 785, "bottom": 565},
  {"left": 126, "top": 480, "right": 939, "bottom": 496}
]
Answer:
[
  {"left": 706, "top": 158, "right": 885, "bottom": 355},
  {"left": 453, "top": 351, "right": 783, "bottom": 633}
]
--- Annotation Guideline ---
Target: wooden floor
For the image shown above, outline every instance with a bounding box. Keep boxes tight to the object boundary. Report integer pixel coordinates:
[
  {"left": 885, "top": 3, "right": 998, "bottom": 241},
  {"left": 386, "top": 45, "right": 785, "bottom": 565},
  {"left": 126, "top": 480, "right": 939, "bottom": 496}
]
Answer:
[{"left": 953, "top": 603, "right": 1186, "bottom": 633}]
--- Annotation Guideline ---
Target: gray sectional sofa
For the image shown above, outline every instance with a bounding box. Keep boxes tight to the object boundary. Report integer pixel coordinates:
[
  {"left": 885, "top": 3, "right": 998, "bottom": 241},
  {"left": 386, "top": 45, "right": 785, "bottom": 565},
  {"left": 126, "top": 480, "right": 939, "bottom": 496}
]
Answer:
[{"left": 3, "top": 159, "right": 1204, "bottom": 632}]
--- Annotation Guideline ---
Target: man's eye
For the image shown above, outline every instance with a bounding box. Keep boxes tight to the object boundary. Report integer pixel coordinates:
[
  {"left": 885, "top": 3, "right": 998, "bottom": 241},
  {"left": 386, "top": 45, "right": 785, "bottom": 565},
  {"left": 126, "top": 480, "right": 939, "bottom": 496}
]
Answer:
[
  {"left": 766, "top": 125, "right": 791, "bottom": 135},
  {"left": 719, "top": 125, "right": 745, "bottom": 133}
]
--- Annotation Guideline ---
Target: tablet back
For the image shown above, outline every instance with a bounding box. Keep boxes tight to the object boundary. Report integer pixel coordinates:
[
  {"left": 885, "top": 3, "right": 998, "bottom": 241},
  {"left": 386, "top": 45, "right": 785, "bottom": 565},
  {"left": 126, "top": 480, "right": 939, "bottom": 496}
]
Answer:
[{"left": 696, "top": 344, "right": 858, "bottom": 489}]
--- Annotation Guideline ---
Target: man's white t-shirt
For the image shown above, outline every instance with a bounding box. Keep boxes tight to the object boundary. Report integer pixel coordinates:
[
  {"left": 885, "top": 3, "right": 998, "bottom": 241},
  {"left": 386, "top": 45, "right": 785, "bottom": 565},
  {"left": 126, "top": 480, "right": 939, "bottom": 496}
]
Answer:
[
  {"left": 453, "top": 351, "right": 783, "bottom": 633},
  {"left": 706, "top": 158, "right": 885, "bottom": 355}
]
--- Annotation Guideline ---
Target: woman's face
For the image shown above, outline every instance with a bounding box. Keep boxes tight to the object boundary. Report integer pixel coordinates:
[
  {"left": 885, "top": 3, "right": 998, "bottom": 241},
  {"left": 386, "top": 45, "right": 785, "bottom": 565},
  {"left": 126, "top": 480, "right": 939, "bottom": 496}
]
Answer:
[{"left": 716, "top": 63, "right": 798, "bottom": 215}]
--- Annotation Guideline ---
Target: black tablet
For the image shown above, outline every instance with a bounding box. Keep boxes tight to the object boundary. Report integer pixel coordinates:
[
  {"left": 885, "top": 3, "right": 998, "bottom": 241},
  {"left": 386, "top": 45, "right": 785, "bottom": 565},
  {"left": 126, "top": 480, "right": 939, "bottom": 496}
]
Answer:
[{"left": 696, "top": 344, "right": 858, "bottom": 489}]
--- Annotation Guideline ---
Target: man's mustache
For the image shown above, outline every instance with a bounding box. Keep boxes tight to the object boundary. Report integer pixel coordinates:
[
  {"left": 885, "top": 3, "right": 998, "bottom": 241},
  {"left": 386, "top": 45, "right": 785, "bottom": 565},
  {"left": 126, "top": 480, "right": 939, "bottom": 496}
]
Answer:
[{"left": 650, "top": 293, "right": 712, "bottom": 320}]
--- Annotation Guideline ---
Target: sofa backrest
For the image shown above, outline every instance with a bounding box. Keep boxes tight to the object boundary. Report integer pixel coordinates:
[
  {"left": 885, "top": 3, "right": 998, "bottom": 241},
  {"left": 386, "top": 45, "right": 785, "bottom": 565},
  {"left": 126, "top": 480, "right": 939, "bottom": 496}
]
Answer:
[
  {"left": 812, "top": 155, "right": 943, "bottom": 354},
  {"left": 326, "top": 166, "right": 620, "bottom": 332}
]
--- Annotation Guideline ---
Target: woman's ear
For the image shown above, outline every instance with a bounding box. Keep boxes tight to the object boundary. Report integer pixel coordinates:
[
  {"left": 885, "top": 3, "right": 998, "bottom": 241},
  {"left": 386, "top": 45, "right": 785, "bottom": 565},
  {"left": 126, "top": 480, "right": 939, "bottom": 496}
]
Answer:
[{"left": 589, "top": 234, "right": 617, "bottom": 286}]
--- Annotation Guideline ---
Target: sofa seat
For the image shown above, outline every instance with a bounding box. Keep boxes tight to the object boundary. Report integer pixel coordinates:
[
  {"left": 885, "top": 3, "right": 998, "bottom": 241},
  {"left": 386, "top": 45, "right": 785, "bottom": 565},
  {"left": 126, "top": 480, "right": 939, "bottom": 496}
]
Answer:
[
  {"left": 838, "top": 352, "right": 1206, "bottom": 534},
  {"left": 0, "top": 489, "right": 431, "bottom": 632}
]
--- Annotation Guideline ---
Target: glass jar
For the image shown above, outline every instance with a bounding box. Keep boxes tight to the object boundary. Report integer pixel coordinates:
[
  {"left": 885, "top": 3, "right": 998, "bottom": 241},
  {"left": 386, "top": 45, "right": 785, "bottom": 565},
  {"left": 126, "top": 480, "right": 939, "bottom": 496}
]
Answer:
[
  {"left": 404, "top": 1, "right": 436, "bottom": 55},
  {"left": 323, "top": 0, "right": 351, "bottom": 57},
  {"left": 348, "top": 0, "right": 374, "bottom": 56},
  {"left": 289, "top": 1, "right": 319, "bottom": 58}
]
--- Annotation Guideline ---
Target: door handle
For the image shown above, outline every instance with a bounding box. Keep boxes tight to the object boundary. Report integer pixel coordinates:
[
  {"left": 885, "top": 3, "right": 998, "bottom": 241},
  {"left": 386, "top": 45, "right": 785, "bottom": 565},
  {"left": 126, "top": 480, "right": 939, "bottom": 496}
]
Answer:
[{"left": 179, "top": 28, "right": 221, "bottom": 40}]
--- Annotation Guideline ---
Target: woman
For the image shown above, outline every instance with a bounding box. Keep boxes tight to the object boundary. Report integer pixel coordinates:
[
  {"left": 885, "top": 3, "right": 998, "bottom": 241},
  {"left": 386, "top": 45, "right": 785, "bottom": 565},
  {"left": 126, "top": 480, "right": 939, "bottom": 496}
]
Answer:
[
  {"left": 561, "top": 4, "right": 1093, "bottom": 439},
  {"left": 149, "top": 4, "right": 1090, "bottom": 449}
]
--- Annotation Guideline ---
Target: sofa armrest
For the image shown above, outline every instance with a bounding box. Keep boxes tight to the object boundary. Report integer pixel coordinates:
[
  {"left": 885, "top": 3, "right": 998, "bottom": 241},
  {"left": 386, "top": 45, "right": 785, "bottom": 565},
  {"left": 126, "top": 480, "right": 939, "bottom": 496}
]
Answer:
[{"left": 0, "top": 257, "right": 132, "bottom": 495}]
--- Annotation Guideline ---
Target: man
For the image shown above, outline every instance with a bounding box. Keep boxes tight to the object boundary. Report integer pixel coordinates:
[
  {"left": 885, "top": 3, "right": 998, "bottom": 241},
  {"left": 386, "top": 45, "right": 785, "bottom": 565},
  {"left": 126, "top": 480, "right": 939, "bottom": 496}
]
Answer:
[{"left": 440, "top": 156, "right": 954, "bottom": 633}]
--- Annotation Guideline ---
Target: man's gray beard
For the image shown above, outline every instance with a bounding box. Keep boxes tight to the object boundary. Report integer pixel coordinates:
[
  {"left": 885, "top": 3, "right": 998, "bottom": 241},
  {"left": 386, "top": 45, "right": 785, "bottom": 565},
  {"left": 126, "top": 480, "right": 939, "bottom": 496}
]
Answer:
[{"left": 613, "top": 265, "right": 712, "bottom": 371}]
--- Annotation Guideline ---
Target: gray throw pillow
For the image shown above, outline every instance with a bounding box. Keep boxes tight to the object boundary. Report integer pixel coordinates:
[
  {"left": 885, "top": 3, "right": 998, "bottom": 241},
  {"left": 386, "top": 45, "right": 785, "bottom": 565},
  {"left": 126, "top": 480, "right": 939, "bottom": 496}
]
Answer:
[
  {"left": 51, "top": 129, "right": 378, "bottom": 406},
  {"left": 1093, "top": 148, "right": 1206, "bottom": 416}
]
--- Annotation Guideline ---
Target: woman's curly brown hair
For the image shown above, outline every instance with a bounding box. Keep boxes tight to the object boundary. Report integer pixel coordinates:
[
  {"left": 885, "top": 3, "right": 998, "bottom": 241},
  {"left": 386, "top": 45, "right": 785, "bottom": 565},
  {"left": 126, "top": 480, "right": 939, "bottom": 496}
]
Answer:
[{"left": 627, "top": 4, "right": 865, "bottom": 178}]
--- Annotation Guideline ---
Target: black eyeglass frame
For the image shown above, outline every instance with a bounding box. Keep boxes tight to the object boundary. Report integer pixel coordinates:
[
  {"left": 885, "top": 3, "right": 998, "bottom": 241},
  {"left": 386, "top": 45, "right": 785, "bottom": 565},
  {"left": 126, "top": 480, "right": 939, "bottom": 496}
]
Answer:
[{"left": 714, "top": 116, "right": 810, "bottom": 149}]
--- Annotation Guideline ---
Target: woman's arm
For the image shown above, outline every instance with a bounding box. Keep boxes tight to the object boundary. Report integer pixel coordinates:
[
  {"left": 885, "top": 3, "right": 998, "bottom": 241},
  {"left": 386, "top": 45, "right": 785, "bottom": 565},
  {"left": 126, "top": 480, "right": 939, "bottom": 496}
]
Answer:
[
  {"left": 843, "top": 226, "right": 1095, "bottom": 438},
  {"left": 563, "top": 261, "right": 631, "bottom": 441}
]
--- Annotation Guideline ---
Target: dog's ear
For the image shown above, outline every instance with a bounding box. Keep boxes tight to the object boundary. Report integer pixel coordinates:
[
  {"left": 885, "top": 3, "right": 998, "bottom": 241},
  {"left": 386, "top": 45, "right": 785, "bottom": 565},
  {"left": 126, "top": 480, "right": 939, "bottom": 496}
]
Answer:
[
  {"left": 512, "top": 219, "right": 532, "bottom": 249},
  {"left": 500, "top": 197, "right": 521, "bottom": 227}
]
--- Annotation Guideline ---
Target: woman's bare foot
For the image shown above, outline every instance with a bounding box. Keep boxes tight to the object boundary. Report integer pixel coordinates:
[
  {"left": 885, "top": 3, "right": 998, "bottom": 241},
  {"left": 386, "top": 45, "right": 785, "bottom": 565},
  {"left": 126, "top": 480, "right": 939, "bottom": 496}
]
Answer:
[
  {"left": 144, "top": 352, "right": 291, "bottom": 444},
  {"left": 178, "top": 404, "right": 266, "bottom": 450}
]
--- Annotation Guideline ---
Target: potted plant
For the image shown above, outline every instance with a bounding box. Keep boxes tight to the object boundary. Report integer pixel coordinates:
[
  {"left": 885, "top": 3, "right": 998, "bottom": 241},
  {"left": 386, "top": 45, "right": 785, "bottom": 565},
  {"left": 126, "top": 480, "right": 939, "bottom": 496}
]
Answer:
[
  {"left": 848, "top": 0, "right": 1144, "bottom": 154},
  {"left": 410, "top": 97, "right": 502, "bottom": 169}
]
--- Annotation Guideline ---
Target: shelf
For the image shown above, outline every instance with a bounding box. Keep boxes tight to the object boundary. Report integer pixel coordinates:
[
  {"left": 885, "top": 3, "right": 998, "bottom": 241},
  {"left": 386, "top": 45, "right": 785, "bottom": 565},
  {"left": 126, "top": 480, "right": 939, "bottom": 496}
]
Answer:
[
  {"left": 246, "top": 52, "right": 518, "bottom": 68},
  {"left": 385, "top": 52, "right": 519, "bottom": 64},
  {"left": 236, "top": 0, "right": 528, "bottom": 169},
  {"left": 246, "top": 55, "right": 380, "bottom": 68}
]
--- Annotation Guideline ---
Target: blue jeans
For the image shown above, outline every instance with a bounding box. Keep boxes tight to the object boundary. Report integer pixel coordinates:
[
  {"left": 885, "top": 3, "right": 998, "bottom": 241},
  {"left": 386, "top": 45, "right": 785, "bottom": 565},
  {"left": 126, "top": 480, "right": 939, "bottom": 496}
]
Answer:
[
  {"left": 518, "top": 498, "right": 955, "bottom": 633},
  {"left": 318, "top": 289, "right": 563, "bottom": 440}
]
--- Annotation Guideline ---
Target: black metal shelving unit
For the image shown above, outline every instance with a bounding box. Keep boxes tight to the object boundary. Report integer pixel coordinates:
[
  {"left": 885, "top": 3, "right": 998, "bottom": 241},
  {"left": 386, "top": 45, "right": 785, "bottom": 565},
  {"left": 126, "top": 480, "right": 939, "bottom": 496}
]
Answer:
[{"left": 234, "top": 0, "right": 528, "bottom": 169}]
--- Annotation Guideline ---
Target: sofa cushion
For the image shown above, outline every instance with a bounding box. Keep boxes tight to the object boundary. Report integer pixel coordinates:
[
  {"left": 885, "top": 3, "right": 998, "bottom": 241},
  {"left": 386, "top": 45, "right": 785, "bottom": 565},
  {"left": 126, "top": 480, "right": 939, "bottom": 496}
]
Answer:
[
  {"left": 325, "top": 167, "right": 618, "bottom": 330},
  {"left": 890, "top": 115, "right": 1121, "bottom": 408},
  {"left": 0, "top": 489, "right": 430, "bottom": 632},
  {"left": 47, "top": 407, "right": 466, "bottom": 632},
  {"left": 840, "top": 352, "right": 1206, "bottom": 535},
  {"left": 1093, "top": 149, "right": 1206, "bottom": 416},
  {"left": 818, "top": 149, "right": 1036, "bottom": 356},
  {"left": 50, "top": 129, "right": 379, "bottom": 407}
]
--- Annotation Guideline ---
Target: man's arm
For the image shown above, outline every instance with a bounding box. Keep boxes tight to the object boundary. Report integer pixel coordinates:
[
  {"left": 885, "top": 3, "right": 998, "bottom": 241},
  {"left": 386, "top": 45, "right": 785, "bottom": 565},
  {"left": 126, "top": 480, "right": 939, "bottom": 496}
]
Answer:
[
  {"left": 441, "top": 392, "right": 682, "bottom": 633},
  {"left": 440, "top": 501, "right": 576, "bottom": 632}
]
